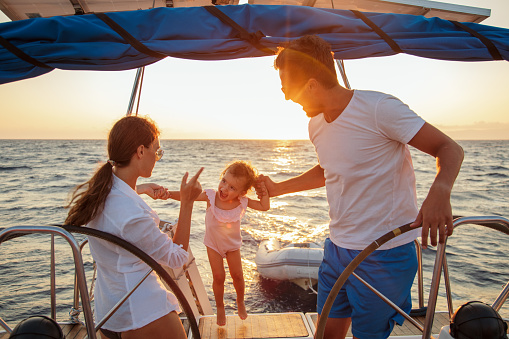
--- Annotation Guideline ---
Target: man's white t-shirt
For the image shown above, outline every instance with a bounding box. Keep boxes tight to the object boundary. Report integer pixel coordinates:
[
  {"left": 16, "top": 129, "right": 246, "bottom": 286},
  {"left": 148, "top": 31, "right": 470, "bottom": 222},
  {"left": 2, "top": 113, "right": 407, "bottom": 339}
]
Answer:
[
  {"left": 309, "top": 90, "right": 425, "bottom": 250},
  {"left": 87, "top": 174, "right": 189, "bottom": 332}
]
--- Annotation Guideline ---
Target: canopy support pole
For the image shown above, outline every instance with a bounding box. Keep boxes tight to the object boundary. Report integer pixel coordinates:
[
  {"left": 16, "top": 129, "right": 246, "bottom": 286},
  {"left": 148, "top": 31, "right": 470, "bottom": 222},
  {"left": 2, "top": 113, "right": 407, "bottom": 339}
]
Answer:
[
  {"left": 126, "top": 67, "right": 145, "bottom": 116},
  {"left": 336, "top": 59, "right": 351, "bottom": 89}
]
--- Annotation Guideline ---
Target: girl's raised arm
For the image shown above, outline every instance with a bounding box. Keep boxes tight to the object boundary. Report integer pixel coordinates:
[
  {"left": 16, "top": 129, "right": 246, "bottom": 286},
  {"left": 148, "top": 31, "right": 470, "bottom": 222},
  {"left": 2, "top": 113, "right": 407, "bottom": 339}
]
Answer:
[
  {"left": 247, "top": 181, "right": 270, "bottom": 211},
  {"left": 163, "top": 190, "right": 208, "bottom": 202}
]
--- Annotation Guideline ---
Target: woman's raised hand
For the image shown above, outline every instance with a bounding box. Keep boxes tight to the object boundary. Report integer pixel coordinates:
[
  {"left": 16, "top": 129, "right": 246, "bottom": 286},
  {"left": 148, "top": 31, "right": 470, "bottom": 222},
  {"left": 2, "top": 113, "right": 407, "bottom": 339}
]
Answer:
[{"left": 180, "top": 167, "right": 204, "bottom": 203}]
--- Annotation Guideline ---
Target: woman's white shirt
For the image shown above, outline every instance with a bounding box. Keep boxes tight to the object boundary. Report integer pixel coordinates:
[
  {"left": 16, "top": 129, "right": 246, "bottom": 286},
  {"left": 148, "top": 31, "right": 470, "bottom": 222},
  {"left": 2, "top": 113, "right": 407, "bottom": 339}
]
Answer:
[{"left": 87, "top": 174, "right": 189, "bottom": 332}]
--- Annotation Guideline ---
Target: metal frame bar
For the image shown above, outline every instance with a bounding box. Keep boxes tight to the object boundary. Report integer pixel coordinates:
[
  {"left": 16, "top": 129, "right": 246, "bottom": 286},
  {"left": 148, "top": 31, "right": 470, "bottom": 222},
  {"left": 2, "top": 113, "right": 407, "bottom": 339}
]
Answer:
[
  {"left": 126, "top": 67, "right": 145, "bottom": 116},
  {"left": 352, "top": 271, "right": 424, "bottom": 332},
  {"left": 0, "top": 317, "right": 11, "bottom": 334},
  {"left": 71, "top": 238, "right": 154, "bottom": 332},
  {"left": 336, "top": 216, "right": 509, "bottom": 339},
  {"left": 442, "top": 254, "right": 454, "bottom": 320},
  {"left": 94, "top": 269, "right": 153, "bottom": 332},
  {"left": 415, "top": 239, "right": 425, "bottom": 309},
  {"left": 335, "top": 59, "right": 351, "bottom": 89},
  {"left": 421, "top": 216, "right": 509, "bottom": 339},
  {"left": 493, "top": 281, "right": 509, "bottom": 313},
  {"left": 72, "top": 238, "right": 91, "bottom": 322},
  {"left": 0, "top": 226, "right": 97, "bottom": 339},
  {"left": 50, "top": 235, "right": 57, "bottom": 320}
]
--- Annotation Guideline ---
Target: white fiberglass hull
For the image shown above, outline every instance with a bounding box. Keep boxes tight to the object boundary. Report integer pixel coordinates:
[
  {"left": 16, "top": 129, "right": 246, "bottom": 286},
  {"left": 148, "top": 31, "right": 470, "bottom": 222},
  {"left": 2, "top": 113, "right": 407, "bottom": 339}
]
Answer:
[{"left": 255, "top": 238, "right": 323, "bottom": 289}]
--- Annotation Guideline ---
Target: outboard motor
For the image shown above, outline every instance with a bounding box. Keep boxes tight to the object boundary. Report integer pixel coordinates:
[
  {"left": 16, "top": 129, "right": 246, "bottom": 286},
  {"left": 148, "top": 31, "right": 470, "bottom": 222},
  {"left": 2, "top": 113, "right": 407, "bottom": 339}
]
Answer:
[
  {"left": 9, "top": 315, "right": 64, "bottom": 338},
  {"left": 438, "top": 301, "right": 508, "bottom": 339}
]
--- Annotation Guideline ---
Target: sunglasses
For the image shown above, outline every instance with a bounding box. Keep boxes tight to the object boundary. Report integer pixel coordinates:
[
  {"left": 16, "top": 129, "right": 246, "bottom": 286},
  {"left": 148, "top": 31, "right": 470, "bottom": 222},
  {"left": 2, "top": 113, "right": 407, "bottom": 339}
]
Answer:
[{"left": 155, "top": 148, "right": 164, "bottom": 161}]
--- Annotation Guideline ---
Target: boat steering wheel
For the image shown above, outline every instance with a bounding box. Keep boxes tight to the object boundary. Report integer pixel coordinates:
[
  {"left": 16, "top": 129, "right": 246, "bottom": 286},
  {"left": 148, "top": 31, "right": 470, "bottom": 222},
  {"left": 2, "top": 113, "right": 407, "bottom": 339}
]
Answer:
[
  {"left": 60, "top": 225, "right": 202, "bottom": 339},
  {"left": 315, "top": 217, "right": 509, "bottom": 339},
  {"left": 315, "top": 222, "right": 420, "bottom": 339}
]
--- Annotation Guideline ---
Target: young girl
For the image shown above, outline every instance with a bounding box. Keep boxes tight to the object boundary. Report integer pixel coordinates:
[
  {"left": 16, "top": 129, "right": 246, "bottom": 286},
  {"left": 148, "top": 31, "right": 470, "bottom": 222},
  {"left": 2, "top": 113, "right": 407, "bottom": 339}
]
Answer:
[{"left": 164, "top": 160, "right": 270, "bottom": 326}]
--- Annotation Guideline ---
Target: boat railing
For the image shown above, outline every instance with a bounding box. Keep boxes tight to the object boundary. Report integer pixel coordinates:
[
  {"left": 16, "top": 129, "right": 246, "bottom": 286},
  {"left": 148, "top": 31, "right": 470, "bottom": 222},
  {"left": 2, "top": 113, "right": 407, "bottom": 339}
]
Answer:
[
  {"left": 3, "top": 217, "right": 507, "bottom": 338},
  {"left": 414, "top": 238, "right": 425, "bottom": 311},
  {"left": 346, "top": 216, "right": 509, "bottom": 338},
  {"left": 0, "top": 226, "right": 97, "bottom": 339},
  {"left": 66, "top": 219, "right": 212, "bottom": 331},
  {"left": 70, "top": 237, "right": 91, "bottom": 324},
  {"left": 70, "top": 236, "right": 144, "bottom": 333},
  {"left": 0, "top": 225, "right": 168, "bottom": 337},
  {"left": 314, "top": 215, "right": 509, "bottom": 339},
  {"left": 0, "top": 221, "right": 206, "bottom": 338},
  {"left": 421, "top": 215, "right": 509, "bottom": 339}
]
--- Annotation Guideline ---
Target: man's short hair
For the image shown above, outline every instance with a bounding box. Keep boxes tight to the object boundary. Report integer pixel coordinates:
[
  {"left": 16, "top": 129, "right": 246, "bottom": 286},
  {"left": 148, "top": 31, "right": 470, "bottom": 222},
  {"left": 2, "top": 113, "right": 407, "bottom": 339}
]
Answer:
[{"left": 274, "top": 35, "right": 339, "bottom": 89}]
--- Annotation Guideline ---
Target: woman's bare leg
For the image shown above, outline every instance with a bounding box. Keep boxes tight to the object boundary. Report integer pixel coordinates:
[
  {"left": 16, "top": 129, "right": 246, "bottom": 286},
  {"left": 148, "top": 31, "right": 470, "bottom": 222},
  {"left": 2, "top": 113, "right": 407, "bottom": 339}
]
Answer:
[
  {"left": 122, "top": 311, "right": 186, "bottom": 339},
  {"left": 207, "top": 246, "right": 227, "bottom": 326},
  {"left": 226, "top": 249, "right": 247, "bottom": 320}
]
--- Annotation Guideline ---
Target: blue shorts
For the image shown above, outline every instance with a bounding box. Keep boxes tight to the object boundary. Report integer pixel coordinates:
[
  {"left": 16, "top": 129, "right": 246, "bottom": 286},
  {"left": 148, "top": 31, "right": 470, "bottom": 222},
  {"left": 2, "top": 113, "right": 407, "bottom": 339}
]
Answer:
[{"left": 317, "top": 239, "right": 417, "bottom": 339}]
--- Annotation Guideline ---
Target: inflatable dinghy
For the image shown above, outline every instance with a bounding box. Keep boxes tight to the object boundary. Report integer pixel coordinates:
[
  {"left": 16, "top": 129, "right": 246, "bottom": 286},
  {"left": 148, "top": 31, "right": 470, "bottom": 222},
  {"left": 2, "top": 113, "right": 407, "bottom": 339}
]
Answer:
[{"left": 255, "top": 238, "right": 323, "bottom": 290}]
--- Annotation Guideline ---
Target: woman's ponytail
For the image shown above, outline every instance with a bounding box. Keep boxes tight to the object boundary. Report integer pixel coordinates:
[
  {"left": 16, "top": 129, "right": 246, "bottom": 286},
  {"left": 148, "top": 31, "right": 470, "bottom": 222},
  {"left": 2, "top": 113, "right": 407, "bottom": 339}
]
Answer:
[
  {"left": 65, "top": 115, "right": 159, "bottom": 226},
  {"left": 65, "top": 162, "right": 114, "bottom": 226}
]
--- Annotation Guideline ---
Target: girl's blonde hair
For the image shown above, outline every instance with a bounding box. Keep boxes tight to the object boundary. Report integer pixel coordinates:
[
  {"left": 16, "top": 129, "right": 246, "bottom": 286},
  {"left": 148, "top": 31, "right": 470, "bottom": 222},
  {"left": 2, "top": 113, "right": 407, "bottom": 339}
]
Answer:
[{"left": 221, "top": 160, "right": 259, "bottom": 192}]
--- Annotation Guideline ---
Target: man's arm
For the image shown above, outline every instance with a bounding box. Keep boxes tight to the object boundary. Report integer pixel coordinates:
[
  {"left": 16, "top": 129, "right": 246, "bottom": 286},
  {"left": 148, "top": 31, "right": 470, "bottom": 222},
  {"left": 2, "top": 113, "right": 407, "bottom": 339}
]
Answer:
[
  {"left": 257, "top": 164, "right": 325, "bottom": 197},
  {"left": 409, "top": 122, "right": 464, "bottom": 249}
]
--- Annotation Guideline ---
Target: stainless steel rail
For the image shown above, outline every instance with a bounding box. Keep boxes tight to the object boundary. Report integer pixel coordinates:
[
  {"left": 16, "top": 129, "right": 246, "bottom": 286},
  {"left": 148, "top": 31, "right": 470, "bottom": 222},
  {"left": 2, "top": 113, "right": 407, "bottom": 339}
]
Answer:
[
  {"left": 70, "top": 219, "right": 177, "bottom": 329},
  {"left": 126, "top": 67, "right": 144, "bottom": 116},
  {"left": 0, "top": 318, "right": 11, "bottom": 334},
  {"left": 352, "top": 271, "right": 425, "bottom": 332},
  {"left": 493, "top": 281, "right": 509, "bottom": 313},
  {"left": 94, "top": 269, "right": 153, "bottom": 332},
  {"left": 315, "top": 215, "right": 508, "bottom": 339},
  {"left": 71, "top": 238, "right": 91, "bottom": 324},
  {"left": 415, "top": 240, "right": 425, "bottom": 309},
  {"left": 422, "top": 215, "right": 509, "bottom": 339},
  {"left": 0, "top": 226, "right": 97, "bottom": 339},
  {"left": 51, "top": 235, "right": 57, "bottom": 320}
]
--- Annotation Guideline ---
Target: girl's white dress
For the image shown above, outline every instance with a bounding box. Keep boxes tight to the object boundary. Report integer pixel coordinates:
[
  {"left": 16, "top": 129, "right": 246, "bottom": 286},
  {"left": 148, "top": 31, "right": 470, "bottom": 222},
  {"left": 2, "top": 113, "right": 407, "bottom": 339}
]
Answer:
[{"left": 203, "top": 189, "right": 248, "bottom": 257}]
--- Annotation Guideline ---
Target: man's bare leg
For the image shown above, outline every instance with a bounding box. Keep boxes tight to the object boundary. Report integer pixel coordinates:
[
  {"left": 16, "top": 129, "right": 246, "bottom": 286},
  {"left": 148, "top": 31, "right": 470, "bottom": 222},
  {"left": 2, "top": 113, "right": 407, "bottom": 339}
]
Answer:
[{"left": 315, "top": 314, "right": 354, "bottom": 339}]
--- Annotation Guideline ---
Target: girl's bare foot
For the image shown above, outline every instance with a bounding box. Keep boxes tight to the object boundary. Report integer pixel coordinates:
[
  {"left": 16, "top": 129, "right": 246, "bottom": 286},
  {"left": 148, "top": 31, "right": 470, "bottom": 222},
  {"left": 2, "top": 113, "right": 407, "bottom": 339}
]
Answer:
[
  {"left": 237, "top": 300, "right": 248, "bottom": 320},
  {"left": 216, "top": 306, "right": 226, "bottom": 326}
]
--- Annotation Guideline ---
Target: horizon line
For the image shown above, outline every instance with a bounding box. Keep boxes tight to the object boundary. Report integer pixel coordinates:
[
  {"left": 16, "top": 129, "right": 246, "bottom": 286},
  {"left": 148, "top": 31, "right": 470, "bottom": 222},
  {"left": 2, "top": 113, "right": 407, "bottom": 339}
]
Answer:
[{"left": 1, "top": 138, "right": 508, "bottom": 141}]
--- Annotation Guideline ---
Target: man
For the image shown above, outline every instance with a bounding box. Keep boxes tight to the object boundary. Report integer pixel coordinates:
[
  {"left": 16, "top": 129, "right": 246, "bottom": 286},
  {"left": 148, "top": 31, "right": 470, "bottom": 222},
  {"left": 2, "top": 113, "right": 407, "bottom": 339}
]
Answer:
[{"left": 258, "top": 35, "right": 464, "bottom": 339}]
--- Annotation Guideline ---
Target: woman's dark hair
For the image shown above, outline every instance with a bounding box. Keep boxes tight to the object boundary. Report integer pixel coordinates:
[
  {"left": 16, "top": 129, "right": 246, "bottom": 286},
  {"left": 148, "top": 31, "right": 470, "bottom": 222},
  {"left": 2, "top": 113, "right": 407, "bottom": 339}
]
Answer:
[
  {"left": 65, "top": 116, "right": 160, "bottom": 226},
  {"left": 274, "top": 35, "right": 339, "bottom": 89}
]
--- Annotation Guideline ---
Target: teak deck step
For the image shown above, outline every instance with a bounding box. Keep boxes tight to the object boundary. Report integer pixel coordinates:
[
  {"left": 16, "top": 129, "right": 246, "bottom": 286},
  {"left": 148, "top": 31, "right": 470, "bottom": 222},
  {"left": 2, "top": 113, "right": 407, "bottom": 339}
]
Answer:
[{"left": 196, "top": 313, "right": 313, "bottom": 339}]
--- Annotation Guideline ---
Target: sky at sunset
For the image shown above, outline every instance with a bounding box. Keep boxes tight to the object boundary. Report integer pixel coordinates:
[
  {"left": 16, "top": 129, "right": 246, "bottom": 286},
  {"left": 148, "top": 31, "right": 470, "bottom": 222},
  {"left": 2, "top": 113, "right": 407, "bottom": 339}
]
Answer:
[{"left": 0, "top": 0, "right": 508, "bottom": 140}]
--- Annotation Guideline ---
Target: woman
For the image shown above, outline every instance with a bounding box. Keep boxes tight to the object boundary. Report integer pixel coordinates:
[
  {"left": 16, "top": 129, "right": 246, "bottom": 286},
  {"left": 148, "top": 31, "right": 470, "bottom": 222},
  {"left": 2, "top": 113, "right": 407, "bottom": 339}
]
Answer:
[{"left": 65, "top": 115, "right": 203, "bottom": 339}]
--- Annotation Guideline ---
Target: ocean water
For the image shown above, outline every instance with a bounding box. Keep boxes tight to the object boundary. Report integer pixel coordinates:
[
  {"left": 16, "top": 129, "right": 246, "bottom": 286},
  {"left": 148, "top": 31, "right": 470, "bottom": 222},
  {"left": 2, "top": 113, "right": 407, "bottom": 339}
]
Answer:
[{"left": 0, "top": 139, "right": 508, "bottom": 327}]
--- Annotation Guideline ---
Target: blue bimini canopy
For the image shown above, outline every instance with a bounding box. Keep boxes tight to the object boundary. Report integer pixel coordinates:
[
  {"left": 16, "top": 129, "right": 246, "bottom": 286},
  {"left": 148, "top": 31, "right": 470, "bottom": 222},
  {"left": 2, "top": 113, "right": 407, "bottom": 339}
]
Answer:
[{"left": 0, "top": 4, "right": 508, "bottom": 84}]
